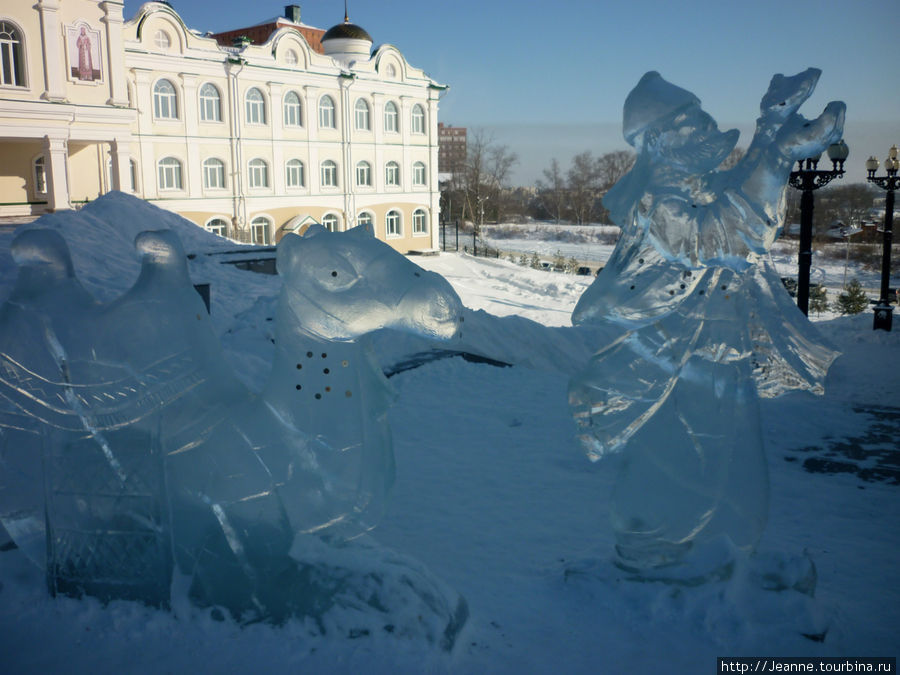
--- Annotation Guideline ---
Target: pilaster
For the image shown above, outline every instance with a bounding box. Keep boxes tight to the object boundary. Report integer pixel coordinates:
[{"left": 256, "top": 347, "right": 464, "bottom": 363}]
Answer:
[{"left": 37, "top": 0, "right": 67, "bottom": 102}]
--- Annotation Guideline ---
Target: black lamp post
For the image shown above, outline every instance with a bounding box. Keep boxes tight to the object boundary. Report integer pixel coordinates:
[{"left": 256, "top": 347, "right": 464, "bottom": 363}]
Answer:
[
  {"left": 788, "top": 140, "right": 849, "bottom": 316},
  {"left": 865, "top": 144, "right": 899, "bottom": 332}
]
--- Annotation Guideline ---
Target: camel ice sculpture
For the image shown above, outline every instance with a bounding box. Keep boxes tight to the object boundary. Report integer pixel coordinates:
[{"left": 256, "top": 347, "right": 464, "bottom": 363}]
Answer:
[
  {"left": 0, "top": 223, "right": 466, "bottom": 639},
  {"left": 569, "top": 69, "right": 845, "bottom": 573}
]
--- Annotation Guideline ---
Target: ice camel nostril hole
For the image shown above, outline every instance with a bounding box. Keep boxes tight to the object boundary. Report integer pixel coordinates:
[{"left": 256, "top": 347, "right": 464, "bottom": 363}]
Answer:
[
  {"left": 295, "top": 384, "right": 302, "bottom": 390},
  {"left": 296, "top": 363, "right": 302, "bottom": 369},
  {"left": 323, "top": 368, "right": 330, "bottom": 374},
  {"left": 331, "top": 271, "right": 337, "bottom": 277}
]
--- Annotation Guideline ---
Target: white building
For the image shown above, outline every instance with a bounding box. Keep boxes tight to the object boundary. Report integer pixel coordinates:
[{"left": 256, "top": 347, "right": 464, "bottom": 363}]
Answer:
[{"left": 0, "top": 1, "right": 446, "bottom": 252}]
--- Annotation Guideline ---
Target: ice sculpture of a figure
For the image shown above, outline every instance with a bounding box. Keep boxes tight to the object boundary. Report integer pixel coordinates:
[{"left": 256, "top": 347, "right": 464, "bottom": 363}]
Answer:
[
  {"left": 569, "top": 69, "right": 845, "bottom": 572},
  {"left": 0, "top": 223, "right": 467, "bottom": 643}
]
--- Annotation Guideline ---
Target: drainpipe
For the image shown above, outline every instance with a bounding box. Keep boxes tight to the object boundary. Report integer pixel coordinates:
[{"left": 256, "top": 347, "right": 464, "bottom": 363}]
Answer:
[
  {"left": 227, "top": 43, "right": 247, "bottom": 239},
  {"left": 339, "top": 71, "right": 355, "bottom": 231}
]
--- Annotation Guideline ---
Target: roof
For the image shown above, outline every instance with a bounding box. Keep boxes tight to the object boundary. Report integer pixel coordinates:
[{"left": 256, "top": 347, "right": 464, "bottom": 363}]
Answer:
[{"left": 322, "top": 20, "right": 372, "bottom": 43}]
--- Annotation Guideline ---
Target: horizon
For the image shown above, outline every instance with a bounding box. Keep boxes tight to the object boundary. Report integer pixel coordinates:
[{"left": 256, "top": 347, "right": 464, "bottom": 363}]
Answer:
[{"left": 122, "top": 0, "right": 900, "bottom": 185}]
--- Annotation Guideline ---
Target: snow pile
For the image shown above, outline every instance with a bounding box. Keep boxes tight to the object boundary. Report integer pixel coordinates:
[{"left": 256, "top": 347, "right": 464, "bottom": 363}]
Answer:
[{"left": 0, "top": 193, "right": 897, "bottom": 673}]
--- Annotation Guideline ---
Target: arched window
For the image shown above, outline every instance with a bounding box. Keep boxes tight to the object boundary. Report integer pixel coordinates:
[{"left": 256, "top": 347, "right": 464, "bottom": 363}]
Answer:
[
  {"left": 33, "top": 156, "right": 46, "bottom": 195},
  {"left": 248, "top": 158, "right": 269, "bottom": 188},
  {"left": 202, "top": 158, "right": 225, "bottom": 189},
  {"left": 206, "top": 218, "right": 228, "bottom": 237},
  {"left": 413, "top": 208, "right": 427, "bottom": 234},
  {"left": 318, "top": 95, "right": 335, "bottom": 128},
  {"left": 322, "top": 214, "right": 338, "bottom": 232},
  {"left": 0, "top": 21, "right": 25, "bottom": 87},
  {"left": 250, "top": 216, "right": 271, "bottom": 244},
  {"left": 356, "top": 161, "right": 371, "bottom": 187},
  {"left": 385, "top": 161, "right": 400, "bottom": 187},
  {"left": 199, "top": 83, "right": 221, "bottom": 122},
  {"left": 357, "top": 211, "right": 373, "bottom": 230},
  {"left": 320, "top": 160, "right": 337, "bottom": 187},
  {"left": 354, "top": 98, "right": 370, "bottom": 131},
  {"left": 384, "top": 101, "right": 399, "bottom": 133},
  {"left": 283, "top": 91, "right": 302, "bottom": 127},
  {"left": 385, "top": 210, "right": 401, "bottom": 237},
  {"left": 157, "top": 157, "right": 182, "bottom": 190},
  {"left": 286, "top": 159, "right": 304, "bottom": 188},
  {"left": 411, "top": 104, "right": 425, "bottom": 134},
  {"left": 245, "top": 87, "right": 266, "bottom": 124},
  {"left": 153, "top": 79, "right": 178, "bottom": 119},
  {"left": 413, "top": 161, "right": 427, "bottom": 187}
]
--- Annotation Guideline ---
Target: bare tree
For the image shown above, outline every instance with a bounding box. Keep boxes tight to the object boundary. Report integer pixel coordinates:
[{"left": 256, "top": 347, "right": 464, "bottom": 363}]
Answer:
[
  {"left": 568, "top": 151, "right": 598, "bottom": 225},
  {"left": 462, "top": 129, "right": 518, "bottom": 226},
  {"left": 595, "top": 150, "right": 635, "bottom": 224},
  {"left": 534, "top": 158, "right": 567, "bottom": 223}
]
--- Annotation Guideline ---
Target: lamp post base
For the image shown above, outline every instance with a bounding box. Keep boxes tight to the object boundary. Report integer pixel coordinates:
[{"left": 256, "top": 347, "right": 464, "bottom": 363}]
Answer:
[{"left": 873, "top": 302, "right": 893, "bottom": 331}]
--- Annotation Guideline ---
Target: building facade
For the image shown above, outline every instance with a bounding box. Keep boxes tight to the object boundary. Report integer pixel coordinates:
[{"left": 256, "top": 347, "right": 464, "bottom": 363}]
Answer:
[
  {"left": 0, "top": 1, "right": 447, "bottom": 252},
  {"left": 438, "top": 122, "right": 466, "bottom": 175}
]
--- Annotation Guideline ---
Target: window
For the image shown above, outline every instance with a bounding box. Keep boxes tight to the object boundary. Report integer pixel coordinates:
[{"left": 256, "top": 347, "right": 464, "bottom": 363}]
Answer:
[
  {"left": 248, "top": 158, "right": 269, "bottom": 188},
  {"left": 413, "top": 161, "right": 427, "bottom": 186},
  {"left": 384, "top": 101, "right": 399, "bottom": 133},
  {"left": 157, "top": 157, "right": 182, "bottom": 190},
  {"left": 284, "top": 49, "right": 298, "bottom": 65},
  {"left": 386, "top": 210, "right": 401, "bottom": 237},
  {"left": 354, "top": 98, "right": 370, "bottom": 130},
  {"left": 199, "top": 83, "right": 221, "bottom": 122},
  {"left": 206, "top": 218, "right": 228, "bottom": 237},
  {"left": 357, "top": 212, "right": 373, "bottom": 230},
  {"left": 385, "top": 161, "right": 400, "bottom": 187},
  {"left": 129, "top": 158, "right": 138, "bottom": 192},
  {"left": 154, "top": 30, "right": 170, "bottom": 50},
  {"left": 0, "top": 21, "right": 25, "bottom": 87},
  {"left": 286, "top": 159, "right": 304, "bottom": 188},
  {"left": 411, "top": 104, "right": 425, "bottom": 134},
  {"left": 320, "top": 160, "right": 337, "bottom": 187},
  {"left": 356, "top": 161, "right": 371, "bottom": 187},
  {"left": 283, "top": 91, "right": 302, "bottom": 127},
  {"left": 33, "top": 156, "right": 46, "bottom": 194},
  {"left": 153, "top": 79, "right": 178, "bottom": 119},
  {"left": 318, "top": 95, "right": 335, "bottom": 128},
  {"left": 322, "top": 214, "right": 338, "bottom": 232},
  {"left": 203, "top": 158, "right": 225, "bottom": 189},
  {"left": 110, "top": 156, "right": 137, "bottom": 192},
  {"left": 250, "top": 217, "right": 270, "bottom": 244},
  {"left": 245, "top": 87, "right": 266, "bottom": 125},
  {"left": 413, "top": 209, "right": 427, "bottom": 234}
]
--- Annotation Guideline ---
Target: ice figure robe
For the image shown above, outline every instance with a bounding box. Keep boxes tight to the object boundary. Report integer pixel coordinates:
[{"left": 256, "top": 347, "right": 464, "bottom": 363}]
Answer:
[{"left": 569, "top": 70, "right": 844, "bottom": 571}]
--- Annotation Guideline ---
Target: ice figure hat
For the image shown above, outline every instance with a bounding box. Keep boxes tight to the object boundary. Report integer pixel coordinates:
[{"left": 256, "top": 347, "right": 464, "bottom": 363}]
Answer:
[{"left": 623, "top": 71, "right": 701, "bottom": 147}]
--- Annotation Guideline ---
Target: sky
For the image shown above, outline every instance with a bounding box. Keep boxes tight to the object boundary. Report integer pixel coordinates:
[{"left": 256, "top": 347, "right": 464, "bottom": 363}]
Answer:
[{"left": 122, "top": 0, "right": 900, "bottom": 185}]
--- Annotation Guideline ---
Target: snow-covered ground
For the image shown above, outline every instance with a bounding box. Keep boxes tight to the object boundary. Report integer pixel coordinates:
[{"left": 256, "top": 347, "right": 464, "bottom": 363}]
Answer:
[{"left": 1, "top": 195, "right": 897, "bottom": 673}]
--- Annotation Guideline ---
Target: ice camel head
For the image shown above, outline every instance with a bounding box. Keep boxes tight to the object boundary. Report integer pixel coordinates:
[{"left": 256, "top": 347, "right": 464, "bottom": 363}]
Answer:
[{"left": 275, "top": 224, "right": 463, "bottom": 342}]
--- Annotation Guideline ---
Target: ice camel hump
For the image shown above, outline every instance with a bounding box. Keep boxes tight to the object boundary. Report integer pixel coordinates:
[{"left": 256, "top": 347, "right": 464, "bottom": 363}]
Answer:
[{"left": 569, "top": 70, "right": 845, "bottom": 573}]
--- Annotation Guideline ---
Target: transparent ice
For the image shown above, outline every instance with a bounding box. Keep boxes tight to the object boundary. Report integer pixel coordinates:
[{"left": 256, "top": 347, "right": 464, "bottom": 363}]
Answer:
[
  {"left": 569, "top": 69, "right": 845, "bottom": 571},
  {"left": 0, "top": 223, "right": 466, "bottom": 636}
]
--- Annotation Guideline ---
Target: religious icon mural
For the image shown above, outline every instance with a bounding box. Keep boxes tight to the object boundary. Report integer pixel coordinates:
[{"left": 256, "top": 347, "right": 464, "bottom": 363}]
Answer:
[{"left": 66, "top": 23, "right": 102, "bottom": 82}]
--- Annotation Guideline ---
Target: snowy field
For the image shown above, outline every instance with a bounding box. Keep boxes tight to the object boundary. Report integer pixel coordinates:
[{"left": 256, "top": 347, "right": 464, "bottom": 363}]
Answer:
[{"left": 0, "top": 195, "right": 898, "bottom": 674}]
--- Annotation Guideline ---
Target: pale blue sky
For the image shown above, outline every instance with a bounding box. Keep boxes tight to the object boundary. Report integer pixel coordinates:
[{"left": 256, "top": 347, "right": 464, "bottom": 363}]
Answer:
[{"left": 123, "top": 0, "right": 900, "bottom": 184}]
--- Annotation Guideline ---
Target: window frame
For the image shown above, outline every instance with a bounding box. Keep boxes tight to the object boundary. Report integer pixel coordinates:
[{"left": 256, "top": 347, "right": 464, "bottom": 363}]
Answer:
[
  {"left": 248, "top": 158, "right": 269, "bottom": 188},
  {"left": 199, "top": 83, "right": 222, "bottom": 123},
  {"left": 384, "top": 101, "right": 399, "bottom": 133},
  {"left": 320, "top": 160, "right": 338, "bottom": 188},
  {"left": 283, "top": 90, "right": 302, "bottom": 127},
  {"left": 318, "top": 95, "right": 336, "bottom": 129},
  {"left": 357, "top": 211, "right": 374, "bottom": 230},
  {"left": 32, "top": 156, "right": 46, "bottom": 195},
  {"left": 413, "top": 161, "right": 427, "bottom": 187},
  {"left": 0, "top": 20, "right": 25, "bottom": 87},
  {"left": 250, "top": 217, "right": 271, "bottom": 245},
  {"left": 321, "top": 214, "right": 339, "bottom": 232},
  {"left": 153, "top": 79, "right": 178, "bottom": 120},
  {"left": 245, "top": 87, "right": 267, "bottom": 125},
  {"left": 413, "top": 208, "right": 428, "bottom": 235},
  {"left": 385, "top": 161, "right": 400, "bottom": 187},
  {"left": 354, "top": 98, "right": 370, "bottom": 131},
  {"left": 205, "top": 217, "right": 229, "bottom": 237},
  {"left": 411, "top": 104, "right": 425, "bottom": 134},
  {"left": 356, "top": 160, "right": 371, "bottom": 187},
  {"left": 285, "top": 158, "right": 305, "bottom": 188},
  {"left": 157, "top": 156, "right": 183, "bottom": 191},
  {"left": 385, "top": 210, "right": 401, "bottom": 237},
  {"left": 202, "top": 157, "right": 226, "bottom": 190}
]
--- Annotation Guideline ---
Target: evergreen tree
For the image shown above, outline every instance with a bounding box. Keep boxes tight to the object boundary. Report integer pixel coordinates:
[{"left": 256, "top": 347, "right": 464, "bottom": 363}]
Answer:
[
  {"left": 529, "top": 252, "right": 542, "bottom": 270},
  {"left": 809, "top": 284, "right": 829, "bottom": 316},
  {"left": 833, "top": 278, "right": 869, "bottom": 315}
]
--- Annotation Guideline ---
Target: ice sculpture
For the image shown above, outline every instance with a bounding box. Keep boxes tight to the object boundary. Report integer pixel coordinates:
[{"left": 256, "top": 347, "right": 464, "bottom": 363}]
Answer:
[
  {"left": 0, "top": 223, "right": 467, "bottom": 641},
  {"left": 569, "top": 69, "right": 845, "bottom": 572}
]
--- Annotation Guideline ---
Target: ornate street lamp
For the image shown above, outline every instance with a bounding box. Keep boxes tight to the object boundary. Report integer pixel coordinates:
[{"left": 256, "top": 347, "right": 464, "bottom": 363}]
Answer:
[
  {"left": 788, "top": 140, "right": 849, "bottom": 316},
  {"left": 865, "top": 144, "right": 899, "bottom": 331}
]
